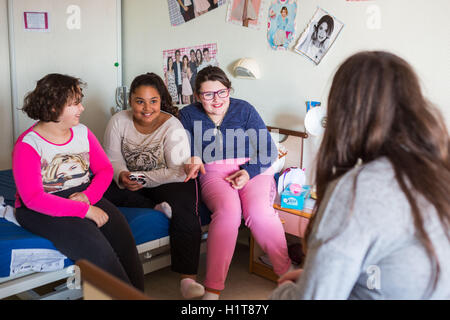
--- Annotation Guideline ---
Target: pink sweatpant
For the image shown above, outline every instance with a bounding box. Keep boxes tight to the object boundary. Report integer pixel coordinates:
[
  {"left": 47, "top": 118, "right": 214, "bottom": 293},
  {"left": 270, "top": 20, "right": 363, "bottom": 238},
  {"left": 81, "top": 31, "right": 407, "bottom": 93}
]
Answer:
[{"left": 200, "top": 159, "right": 291, "bottom": 291}]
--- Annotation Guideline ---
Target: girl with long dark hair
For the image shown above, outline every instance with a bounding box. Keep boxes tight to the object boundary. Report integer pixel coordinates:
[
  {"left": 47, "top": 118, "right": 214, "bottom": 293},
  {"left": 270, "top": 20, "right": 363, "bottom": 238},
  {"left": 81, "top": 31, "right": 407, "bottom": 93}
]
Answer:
[
  {"left": 103, "top": 72, "right": 204, "bottom": 299},
  {"left": 271, "top": 51, "right": 450, "bottom": 299}
]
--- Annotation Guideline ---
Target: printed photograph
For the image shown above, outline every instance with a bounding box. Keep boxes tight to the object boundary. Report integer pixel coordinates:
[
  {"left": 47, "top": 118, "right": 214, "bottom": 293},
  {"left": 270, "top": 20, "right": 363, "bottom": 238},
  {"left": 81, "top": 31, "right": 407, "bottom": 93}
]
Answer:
[
  {"left": 294, "top": 7, "right": 344, "bottom": 64},
  {"left": 226, "top": 0, "right": 265, "bottom": 29},
  {"left": 163, "top": 43, "right": 219, "bottom": 105},
  {"left": 168, "top": 0, "right": 226, "bottom": 26},
  {"left": 267, "top": 0, "right": 297, "bottom": 50}
]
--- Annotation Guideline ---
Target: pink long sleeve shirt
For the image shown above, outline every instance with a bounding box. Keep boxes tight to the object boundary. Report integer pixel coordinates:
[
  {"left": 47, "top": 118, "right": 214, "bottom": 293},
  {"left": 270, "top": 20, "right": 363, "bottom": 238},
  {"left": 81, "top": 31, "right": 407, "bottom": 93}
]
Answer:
[{"left": 12, "top": 123, "right": 113, "bottom": 218}]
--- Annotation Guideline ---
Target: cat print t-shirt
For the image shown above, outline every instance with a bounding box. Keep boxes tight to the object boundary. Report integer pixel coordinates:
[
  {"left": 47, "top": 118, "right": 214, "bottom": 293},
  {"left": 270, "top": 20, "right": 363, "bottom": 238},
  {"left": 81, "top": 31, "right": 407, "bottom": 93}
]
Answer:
[
  {"left": 103, "top": 110, "right": 191, "bottom": 188},
  {"left": 122, "top": 137, "right": 165, "bottom": 172}
]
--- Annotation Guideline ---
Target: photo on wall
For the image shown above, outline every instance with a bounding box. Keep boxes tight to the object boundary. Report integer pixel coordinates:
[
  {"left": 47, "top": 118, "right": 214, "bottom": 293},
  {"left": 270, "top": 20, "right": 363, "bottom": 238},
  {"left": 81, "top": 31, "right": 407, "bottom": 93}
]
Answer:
[
  {"left": 163, "top": 43, "right": 219, "bottom": 105},
  {"left": 267, "top": 0, "right": 298, "bottom": 50},
  {"left": 294, "top": 7, "right": 344, "bottom": 64},
  {"left": 167, "top": 0, "right": 226, "bottom": 26},
  {"left": 226, "top": 0, "right": 265, "bottom": 29}
]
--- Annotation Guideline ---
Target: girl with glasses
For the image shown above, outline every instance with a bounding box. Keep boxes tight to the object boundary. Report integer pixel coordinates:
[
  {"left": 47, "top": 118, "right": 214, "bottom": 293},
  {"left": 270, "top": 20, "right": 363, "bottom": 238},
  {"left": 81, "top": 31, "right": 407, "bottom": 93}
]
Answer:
[{"left": 180, "top": 66, "right": 292, "bottom": 299}]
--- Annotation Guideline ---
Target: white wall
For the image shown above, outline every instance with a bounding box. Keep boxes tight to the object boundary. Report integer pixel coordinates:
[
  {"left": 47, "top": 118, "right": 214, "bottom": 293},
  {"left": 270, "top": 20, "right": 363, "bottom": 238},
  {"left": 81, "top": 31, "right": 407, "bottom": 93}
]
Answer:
[
  {"left": 122, "top": 0, "right": 450, "bottom": 181},
  {"left": 1, "top": 0, "right": 120, "bottom": 171},
  {"left": 1, "top": 0, "right": 449, "bottom": 172},
  {"left": 0, "top": 0, "right": 13, "bottom": 170},
  {"left": 10, "top": 0, "right": 120, "bottom": 142}
]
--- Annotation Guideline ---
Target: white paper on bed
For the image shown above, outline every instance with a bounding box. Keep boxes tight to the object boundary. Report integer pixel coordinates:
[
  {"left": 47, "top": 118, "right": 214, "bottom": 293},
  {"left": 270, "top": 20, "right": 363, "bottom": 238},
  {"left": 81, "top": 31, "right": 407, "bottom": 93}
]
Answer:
[{"left": 10, "top": 249, "right": 67, "bottom": 276}]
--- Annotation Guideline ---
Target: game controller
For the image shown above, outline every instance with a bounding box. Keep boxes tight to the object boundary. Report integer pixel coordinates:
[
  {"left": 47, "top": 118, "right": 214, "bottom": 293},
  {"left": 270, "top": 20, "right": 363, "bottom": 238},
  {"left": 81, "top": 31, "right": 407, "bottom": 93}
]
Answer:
[{"left": 129, "top": 174, "right": 146, "bottom": 185}]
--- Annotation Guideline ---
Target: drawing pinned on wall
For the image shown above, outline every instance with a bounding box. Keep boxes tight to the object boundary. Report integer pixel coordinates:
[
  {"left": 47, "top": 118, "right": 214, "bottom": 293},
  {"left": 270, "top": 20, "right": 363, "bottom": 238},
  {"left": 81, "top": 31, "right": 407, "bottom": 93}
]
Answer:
[
  {"left": 167, "top": 0, "right": 227, "bottom": 26},
  {"left": 267, "top": 0, "right": 297, "bottom": 50},
  {"left": 163, "top": 43, "right": 218, "bottom": 105},
  {"left": 294, "top": 7, "right": 344, "bottom": 64},
  {"left": 24, "top": 12, "right": 49, "bottom": 32},
  {"left": 226, "top": 0, "right": 265, "bottom": 29}
]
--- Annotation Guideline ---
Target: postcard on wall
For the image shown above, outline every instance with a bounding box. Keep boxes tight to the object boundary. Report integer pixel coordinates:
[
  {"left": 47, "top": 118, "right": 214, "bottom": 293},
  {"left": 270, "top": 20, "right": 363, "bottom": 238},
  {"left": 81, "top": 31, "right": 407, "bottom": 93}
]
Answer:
[
  {"left": 163, "top": 43, "right": 218, "bottom": 105},
  {"left": 294, "top": 7, "right": 344, "bottom": 64},
  {"left": 267, "top": 0, "right": 297, "bottom": 50},
  {"left": 226, "top": 0, "right": 265, "bottom": 29},
  {"left": 167, "top": 0, "right": 227, "bottom": 26},
  {"left": 24, "top": 12, "right": 49, "bottom": 32}
]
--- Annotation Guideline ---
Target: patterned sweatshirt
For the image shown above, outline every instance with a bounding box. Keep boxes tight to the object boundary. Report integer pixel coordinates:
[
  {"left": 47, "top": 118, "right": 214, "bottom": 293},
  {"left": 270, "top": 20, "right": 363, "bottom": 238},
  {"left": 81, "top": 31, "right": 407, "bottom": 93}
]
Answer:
[{"left": 103, "top": 110, "right": 190, "bottom": 188}]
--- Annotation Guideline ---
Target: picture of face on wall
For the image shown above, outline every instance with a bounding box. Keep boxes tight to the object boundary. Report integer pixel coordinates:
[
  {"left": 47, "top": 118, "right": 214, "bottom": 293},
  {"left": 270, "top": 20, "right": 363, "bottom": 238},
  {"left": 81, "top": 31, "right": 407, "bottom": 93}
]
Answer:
[
  {"left": 163, "top": 43, "right": 218, "bottom": 105},
  {"left": 267, "top": 0, "right": 297, "bottom": 50},
  {"left": 226, "top": 0, "right": 265, "bottom": 29},
  {"left": 168, "top": 0, "right": 226, "bottom": 26},
  {"left": 294, "top": 7, "right": 344, "bottom": 64}
]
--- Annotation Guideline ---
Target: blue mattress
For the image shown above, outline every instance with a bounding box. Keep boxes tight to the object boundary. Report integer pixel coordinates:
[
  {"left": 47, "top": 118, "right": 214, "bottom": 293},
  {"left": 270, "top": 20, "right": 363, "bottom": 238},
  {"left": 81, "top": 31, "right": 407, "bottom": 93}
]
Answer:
[{"left": 0, "top": 169, "right": 210, "bottom": 278}]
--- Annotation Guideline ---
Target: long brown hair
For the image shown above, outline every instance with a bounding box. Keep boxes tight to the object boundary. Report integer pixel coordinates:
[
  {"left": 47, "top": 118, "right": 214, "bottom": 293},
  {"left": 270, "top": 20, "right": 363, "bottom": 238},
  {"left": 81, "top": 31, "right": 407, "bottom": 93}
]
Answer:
[{"left": 304, "top": 51, "right": 450, "bottom": 294}]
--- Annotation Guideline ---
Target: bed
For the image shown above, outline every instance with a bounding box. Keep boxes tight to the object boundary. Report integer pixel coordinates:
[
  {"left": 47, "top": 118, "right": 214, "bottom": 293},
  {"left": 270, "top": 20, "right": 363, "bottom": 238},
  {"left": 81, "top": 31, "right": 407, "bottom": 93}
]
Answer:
[
  {"left": 0, "top": 169, "right": 210, "bottom": 300},
  {"left": 0, "top": 125, "right": 305, "bottom": 300}
]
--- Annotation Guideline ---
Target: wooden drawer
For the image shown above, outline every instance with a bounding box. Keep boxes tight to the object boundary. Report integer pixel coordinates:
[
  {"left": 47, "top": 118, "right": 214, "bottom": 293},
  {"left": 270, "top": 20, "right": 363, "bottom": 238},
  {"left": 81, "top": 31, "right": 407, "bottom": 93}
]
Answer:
[{"left": 277, "top": 210, "right": 310, "bottom": 238}]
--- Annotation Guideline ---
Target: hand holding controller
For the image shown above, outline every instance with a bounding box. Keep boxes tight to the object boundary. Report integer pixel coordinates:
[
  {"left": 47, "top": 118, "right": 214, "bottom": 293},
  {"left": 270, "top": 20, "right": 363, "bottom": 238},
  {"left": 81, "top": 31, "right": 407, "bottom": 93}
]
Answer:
[{"left": 129, "top": 173, "right": 147, "bottom": 186}]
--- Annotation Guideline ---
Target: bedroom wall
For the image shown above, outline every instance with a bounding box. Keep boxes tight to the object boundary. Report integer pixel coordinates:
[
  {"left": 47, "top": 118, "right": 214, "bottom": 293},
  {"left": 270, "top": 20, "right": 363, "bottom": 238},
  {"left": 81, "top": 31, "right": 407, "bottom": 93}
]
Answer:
[
  {"left": 122, "top": 0, "right": 450, "bottom": 182},
  {"left": 0, "top": 0, "right": 121, "bottom": 171},
  {"left": 1, "top": 0, "right": 449, "bottom": 173}
]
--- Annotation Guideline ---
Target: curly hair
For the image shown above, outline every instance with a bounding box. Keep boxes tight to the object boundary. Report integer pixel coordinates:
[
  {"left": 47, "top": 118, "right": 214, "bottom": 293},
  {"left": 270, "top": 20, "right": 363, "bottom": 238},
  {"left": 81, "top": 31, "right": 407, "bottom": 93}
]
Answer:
[
  {"left": 22, "top": 73, "right": 85, "bottom": 122},
  {"left": 129, "top": 72, "right": 179, "bottom": 117}
]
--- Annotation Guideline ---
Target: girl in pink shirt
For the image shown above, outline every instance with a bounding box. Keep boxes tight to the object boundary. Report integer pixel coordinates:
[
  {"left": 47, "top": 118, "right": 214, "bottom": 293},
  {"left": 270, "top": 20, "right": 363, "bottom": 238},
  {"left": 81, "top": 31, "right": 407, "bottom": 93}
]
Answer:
[{"left": 12, "top": 73, "right": 144, "bottom": 290}]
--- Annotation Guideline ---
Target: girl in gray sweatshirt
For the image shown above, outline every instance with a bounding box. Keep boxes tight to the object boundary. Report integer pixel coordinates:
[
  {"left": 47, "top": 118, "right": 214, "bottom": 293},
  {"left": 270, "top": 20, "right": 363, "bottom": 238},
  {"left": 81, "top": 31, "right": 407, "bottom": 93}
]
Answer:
[{"left": 271, "top": 51, "right": 450, "bottom": 300}]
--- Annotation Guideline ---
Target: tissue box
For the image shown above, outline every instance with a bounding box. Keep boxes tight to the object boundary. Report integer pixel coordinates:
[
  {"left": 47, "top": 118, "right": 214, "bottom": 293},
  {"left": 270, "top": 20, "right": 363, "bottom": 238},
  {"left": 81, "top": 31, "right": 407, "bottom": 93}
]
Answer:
[{"left": 280, "top": 184, "right": 311, "bottom": 211}]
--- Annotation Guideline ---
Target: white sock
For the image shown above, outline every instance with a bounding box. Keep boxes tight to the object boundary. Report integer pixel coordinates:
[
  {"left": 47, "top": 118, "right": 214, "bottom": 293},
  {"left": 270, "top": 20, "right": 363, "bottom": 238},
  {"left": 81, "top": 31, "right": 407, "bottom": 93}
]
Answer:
[
  {"left": 154, "top": 202, "right": 172, "bottom": 219},
  {"left": 202, "top": 291, "right": 220, "bottom": 300},
  {"left": 180, "top": 278, "right": 205, "bottom": 299}
]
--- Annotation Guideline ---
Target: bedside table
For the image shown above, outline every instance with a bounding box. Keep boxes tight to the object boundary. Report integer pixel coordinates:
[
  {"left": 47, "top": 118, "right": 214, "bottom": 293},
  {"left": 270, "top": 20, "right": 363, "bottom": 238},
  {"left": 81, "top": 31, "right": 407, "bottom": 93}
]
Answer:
[
  {"left": 248, "top": 203, "right": 312, "bottom": 282},
  {"left": 248, "top": 125, "right": 309, "bottom": 281}
]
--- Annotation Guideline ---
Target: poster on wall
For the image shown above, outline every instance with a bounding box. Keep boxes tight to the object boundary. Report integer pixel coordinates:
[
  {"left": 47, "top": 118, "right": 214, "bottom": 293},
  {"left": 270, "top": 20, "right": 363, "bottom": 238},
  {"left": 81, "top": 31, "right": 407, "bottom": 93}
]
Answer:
[
  {"left": 294, "top": 7, "right": 344, "bottom": 64},
  {"left": 24, "top": 12, "right": 49, "bottom": 32},
  {"left": 163, "top": 43, "right": 218, "bottom": 105},
  {"left": 167, "top": 0, "right": 227, "bottom": 26},
  {"left": 267, "top": 0, "right": 297, "bottom": 50},
  {"left": 226, "top": 0, "right": 265, "bottom": 29}
]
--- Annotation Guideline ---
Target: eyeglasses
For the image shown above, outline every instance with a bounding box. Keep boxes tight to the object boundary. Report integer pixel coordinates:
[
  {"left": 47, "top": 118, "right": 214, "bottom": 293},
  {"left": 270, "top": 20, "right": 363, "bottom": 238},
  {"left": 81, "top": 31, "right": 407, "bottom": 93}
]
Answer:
[{"left": 199, "top": 89, "right": 230, "bottom": 101}]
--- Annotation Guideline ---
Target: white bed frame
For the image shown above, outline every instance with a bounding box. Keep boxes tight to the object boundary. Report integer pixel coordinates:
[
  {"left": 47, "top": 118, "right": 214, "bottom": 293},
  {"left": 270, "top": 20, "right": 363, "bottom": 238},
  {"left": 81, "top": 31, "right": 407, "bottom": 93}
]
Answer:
[{"left": 0, "top": 267, "right": 82, "bottom": 300}]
